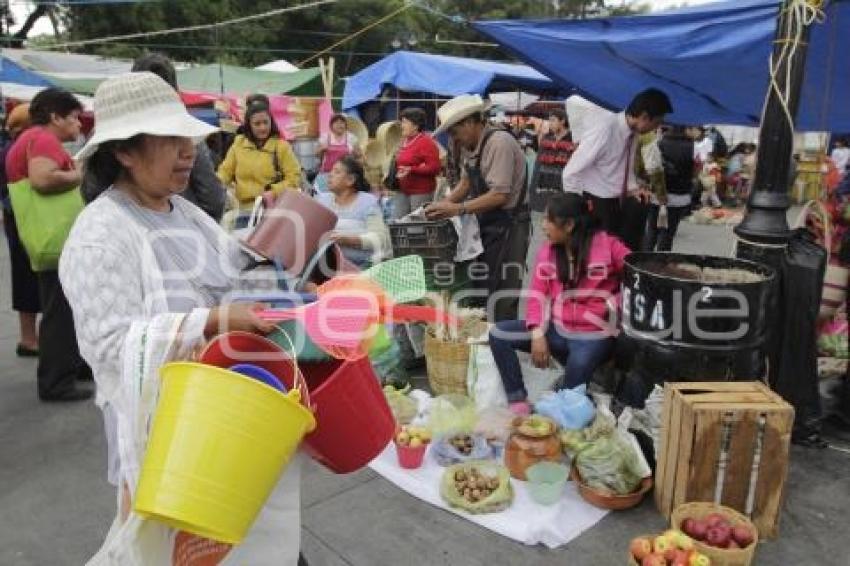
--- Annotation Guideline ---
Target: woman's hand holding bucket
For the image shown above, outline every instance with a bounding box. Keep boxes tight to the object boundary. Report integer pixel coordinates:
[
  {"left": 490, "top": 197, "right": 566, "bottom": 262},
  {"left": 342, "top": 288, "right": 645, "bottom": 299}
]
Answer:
[{"left": 205, "top": 303, "right": 277, "bottom": 338}]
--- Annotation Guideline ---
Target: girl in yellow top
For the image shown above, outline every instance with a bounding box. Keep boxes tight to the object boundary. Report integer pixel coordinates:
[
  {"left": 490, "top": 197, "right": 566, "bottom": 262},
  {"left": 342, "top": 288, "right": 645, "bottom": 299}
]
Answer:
[{"left": 217, "top": 101, "right": 301, "bottom": 210}]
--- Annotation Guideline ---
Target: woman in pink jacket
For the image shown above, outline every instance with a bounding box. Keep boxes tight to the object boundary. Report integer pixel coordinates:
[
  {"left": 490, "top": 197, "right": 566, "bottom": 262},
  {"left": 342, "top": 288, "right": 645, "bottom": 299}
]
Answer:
[{"left": 489, "top": 192, "right": 630, "bottom": 415}]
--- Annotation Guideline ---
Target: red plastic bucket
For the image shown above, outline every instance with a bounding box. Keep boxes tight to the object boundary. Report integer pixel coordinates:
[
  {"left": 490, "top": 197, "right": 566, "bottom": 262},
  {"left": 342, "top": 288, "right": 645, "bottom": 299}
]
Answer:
[
  {"left": 289, "top": 356, "right": 395, "bottom": 473},
  {"left": 396, "top": 443, "right": 427, "bottom": 469},
  {"left": 198, "top": 332, "right": 295, "bottom": 385}
]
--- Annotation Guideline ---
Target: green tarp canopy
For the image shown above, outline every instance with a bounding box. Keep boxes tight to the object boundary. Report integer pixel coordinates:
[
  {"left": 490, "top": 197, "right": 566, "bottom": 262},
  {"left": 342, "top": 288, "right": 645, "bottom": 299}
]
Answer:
[
  {"left": 176, "top": 64, "right": 324, "bottom": 96},
  {"left": 41, "top": 75, "right": 103, "bottom": 96}
]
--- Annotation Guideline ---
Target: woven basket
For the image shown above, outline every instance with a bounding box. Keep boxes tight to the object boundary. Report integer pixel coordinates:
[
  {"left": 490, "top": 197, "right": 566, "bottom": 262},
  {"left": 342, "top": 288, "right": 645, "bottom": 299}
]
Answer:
[
  {"left": 424, "top": 333, "right": 469, "bottom": 396},
  {"left": 670, "top": 502, "right": 758, "bottom": 566}
]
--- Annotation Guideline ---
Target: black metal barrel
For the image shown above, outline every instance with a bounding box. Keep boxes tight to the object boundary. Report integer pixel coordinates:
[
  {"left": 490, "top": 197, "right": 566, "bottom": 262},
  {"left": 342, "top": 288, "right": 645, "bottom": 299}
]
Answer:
[{"left": 621, "top": 253, "right": 776, "bottom": 381}]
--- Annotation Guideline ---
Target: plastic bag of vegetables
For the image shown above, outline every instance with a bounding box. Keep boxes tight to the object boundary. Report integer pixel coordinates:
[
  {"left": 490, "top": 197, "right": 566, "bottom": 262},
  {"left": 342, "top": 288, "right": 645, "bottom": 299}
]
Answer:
[
  {"left": 440, "top": 461, "right": 513, "bottom": 514},
  {"left": 534, "top": 384, "right": 595, "bottom": 430},
  {"left": 383, "top": 384, "right": 418, "bottom": 425},
  {"left": 432, "top": 432, "right": 492, "bottom": 466},
  {"left": 428, "top": 394, "right": 477, "bottom": 436},
  {"left": 572, "top": 406, "right": 651, "bottom": 496}
]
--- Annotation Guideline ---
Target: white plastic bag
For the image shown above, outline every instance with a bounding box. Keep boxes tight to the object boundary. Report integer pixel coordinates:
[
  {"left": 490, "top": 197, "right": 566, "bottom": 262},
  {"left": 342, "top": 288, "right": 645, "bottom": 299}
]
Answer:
[
  {"left": 517, "top": 351, "right": 563, "bottom": 403},
  {"left": 628, "top": 385, "right": 665, "bottom": 458},
  {"left": 467, "top": 343, "right": 508, "bottom": 411}
]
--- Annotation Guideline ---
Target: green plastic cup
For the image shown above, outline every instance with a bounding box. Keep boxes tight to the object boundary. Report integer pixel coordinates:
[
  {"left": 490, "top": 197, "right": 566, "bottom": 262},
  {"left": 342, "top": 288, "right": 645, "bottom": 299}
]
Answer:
[{"left": 526, "top": 461, "right": 568, "bottom": 506}]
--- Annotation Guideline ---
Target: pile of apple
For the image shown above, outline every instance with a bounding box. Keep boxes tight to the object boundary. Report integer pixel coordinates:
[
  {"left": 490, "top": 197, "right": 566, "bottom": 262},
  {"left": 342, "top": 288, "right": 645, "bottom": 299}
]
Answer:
[
  {"left": 630, "top": 531, "right": 711, "bottom": 566},
  {"left": 395, "top": 425, "right": 431, "bottom": 449},
  {"left": 681, "top": 513, "right": 755, "bottom": 550}
]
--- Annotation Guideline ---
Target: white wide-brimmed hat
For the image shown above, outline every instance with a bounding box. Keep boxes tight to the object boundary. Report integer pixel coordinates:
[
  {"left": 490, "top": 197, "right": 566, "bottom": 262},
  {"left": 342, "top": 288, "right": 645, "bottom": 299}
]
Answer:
[
  {"left": 76, "top": 71, "right": 218, "bottom": 162},
  {"left": 434, "top": 94, "right": 492, "bottom": 135}
]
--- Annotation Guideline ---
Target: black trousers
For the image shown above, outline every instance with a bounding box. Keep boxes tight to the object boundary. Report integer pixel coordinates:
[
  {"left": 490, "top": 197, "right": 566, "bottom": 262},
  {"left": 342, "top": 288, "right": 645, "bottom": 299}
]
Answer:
[
  {"left": 643, "top": 204, "right": 689, "bottom": 252},
  {"left": 584, "top": 193, "right": 649, "bottom": 251},
  {"left": 3, "top": 208, "right": 41, "bottom": 313},
  {"left": 474, "top": 216, "right": 531, "bottom": 322},
  {"left": 37, "top": 270, "right": 90, "bottom": 398}
]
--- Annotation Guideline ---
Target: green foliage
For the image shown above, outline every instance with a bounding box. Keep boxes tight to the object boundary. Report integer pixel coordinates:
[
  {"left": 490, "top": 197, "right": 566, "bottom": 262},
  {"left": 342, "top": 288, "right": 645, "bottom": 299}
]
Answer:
[{"left": 56, "top": 0, "right": 645, "bottom": 72}]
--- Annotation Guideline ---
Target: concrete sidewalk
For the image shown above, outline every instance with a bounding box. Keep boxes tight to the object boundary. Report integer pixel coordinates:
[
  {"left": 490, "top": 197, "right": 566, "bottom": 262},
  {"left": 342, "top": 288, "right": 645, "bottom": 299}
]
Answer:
[{"left": 2, "top": 217, "right": 849, "bottom": 566}]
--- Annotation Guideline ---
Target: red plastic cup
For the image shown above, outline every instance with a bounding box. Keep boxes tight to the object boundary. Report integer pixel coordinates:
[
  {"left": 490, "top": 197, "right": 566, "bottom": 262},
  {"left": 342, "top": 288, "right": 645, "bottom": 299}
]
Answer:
[{"left": 395, "top": 442, "right": 428, "bottom": 469}]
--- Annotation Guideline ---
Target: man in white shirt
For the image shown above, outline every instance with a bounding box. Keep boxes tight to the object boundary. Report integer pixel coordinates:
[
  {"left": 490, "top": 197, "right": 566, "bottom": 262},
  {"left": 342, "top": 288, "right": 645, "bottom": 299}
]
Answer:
[
  {"left": 831, "top": 138, "right": 850, "bottom": 176},
  {"left": 562, "top": 88, "right": 673, "bottom": 248},
  {"left": 693, "top": 127, "right": 714, "bottom": 165}
]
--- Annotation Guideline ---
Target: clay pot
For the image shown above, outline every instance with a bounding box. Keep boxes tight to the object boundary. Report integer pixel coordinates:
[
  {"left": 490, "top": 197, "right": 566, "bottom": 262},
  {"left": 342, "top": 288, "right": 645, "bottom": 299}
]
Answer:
[{"left": 504, "top": 416, "right": 562, "bottom": 481}]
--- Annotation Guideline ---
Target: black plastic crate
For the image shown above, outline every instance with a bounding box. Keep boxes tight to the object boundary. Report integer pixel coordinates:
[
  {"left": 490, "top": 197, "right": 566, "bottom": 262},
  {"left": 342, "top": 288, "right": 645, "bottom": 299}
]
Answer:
[{"left": 389, "top": 220, "right": 458, "bottom": 263}]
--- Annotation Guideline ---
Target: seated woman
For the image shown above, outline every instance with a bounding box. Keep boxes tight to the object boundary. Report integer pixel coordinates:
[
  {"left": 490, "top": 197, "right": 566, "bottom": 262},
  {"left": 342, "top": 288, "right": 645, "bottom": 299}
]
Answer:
[
  {"left": 60, "top": 72, "right": 304, "bottom": 563},
  {"left": 489, "top": 193, "right": 629, "bottom": 415},
  {"left": 317, "top": 155, "right": 390, "bottom": 269}
]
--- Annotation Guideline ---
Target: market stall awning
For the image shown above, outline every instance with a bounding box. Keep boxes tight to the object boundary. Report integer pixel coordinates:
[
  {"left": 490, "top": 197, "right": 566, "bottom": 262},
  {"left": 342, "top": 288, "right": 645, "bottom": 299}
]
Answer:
[
  {"left": 473, "top": 0, "right": 850, "bottom": 131},
  {"left": 177, "top": 64, "right": 323, "bottom": 96},
  {"left": 342, "top": 50, "right": 563, "bottom": 111},
  {"left": 0, "top": 56, "right": 54, "bottom": 88}
]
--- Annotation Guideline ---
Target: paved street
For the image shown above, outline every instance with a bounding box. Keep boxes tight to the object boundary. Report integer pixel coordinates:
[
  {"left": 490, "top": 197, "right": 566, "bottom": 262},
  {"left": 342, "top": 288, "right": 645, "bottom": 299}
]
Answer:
[{"left": 2, "top": 215, "right": 849, "bottom": 565}]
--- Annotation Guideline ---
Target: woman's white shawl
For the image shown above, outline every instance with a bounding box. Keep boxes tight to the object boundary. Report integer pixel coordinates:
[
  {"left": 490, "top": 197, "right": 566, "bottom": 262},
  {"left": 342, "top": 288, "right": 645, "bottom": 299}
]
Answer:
[{"left": 59, "top": 193, "right": 300, "bottom": 566}]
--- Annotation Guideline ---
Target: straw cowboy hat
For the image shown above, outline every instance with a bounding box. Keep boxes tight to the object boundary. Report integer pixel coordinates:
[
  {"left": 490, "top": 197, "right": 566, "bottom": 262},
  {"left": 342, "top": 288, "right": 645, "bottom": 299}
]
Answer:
[
  {"left": 76, "top": 71, "right": 218, "bottom": 162},
  {"left": 6, "top": 103, "right": 31, "bottom": 136},
  {"left": 434, "top": 94, "right": 492, "bottom": 135}
]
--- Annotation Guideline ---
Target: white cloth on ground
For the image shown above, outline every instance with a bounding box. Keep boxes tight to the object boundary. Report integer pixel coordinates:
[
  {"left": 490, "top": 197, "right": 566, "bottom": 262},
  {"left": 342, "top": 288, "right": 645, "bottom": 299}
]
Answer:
[{"left": 369, "top": 444, "right": 608, "bottom": 548}]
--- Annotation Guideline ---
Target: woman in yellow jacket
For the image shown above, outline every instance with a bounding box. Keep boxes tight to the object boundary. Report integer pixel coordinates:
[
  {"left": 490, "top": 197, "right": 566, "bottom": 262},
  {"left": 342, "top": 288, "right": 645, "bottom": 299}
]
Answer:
[{"left": 218, "top": 101, "right": 301, "bottom": 222}]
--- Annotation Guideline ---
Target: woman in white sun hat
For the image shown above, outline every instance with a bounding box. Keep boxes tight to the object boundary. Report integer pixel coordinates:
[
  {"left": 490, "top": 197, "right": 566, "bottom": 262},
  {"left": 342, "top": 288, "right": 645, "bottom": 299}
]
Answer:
[{"left": 59, "top": 72, "right": 308, "bottom": 566}]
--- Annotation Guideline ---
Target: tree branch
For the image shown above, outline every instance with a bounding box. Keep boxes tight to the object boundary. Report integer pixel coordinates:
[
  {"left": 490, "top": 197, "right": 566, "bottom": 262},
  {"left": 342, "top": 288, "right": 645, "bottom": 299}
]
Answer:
[{"left": 10, "top": 4, "right": 50, "bottom": 47}]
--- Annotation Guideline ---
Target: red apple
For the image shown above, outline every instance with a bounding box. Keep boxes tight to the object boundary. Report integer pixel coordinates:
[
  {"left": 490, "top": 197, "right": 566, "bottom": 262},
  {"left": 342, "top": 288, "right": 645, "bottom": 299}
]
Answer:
[
  {"left": 681, "top": 518, "right": 697, "bottom": 537},
  {"left": 641, "top": 553, "right": 667, "bottom": 566},
  {"left": 671, "top": 549, "right": 691, "bottom": 566},
  {"left": 630, "top": 537, "right": 652, "bottom": 560},
  {"left": 705, "top": 525, "right": 731, "bottom": 548},
  {"left": 690, "top": 519, "right": 708, "bottom": 541},
  {"left": 705, "top": 512, "right": 729, "bottom": 529},
  {"left": 732, "top": 524, "right": 755, "bottom": 547}
]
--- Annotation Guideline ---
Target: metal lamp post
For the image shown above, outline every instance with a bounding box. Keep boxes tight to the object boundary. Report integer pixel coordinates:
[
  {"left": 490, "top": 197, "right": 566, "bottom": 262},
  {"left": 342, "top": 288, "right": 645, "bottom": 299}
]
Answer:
[{"left": 734, "top": 0, "right": 815, "bottom": 258}]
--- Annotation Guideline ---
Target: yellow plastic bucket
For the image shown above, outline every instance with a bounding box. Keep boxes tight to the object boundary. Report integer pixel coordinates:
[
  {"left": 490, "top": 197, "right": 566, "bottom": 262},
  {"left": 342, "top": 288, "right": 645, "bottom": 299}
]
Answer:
[{"left": 134, "top": 362, "right": 316, "bottom": 544}]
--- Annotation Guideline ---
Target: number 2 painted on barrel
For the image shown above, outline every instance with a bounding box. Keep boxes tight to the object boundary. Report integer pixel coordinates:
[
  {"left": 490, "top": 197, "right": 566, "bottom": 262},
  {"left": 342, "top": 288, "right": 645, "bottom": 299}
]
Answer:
[{"left": 700, "top": 286, "right": 713, "bottom": 303}]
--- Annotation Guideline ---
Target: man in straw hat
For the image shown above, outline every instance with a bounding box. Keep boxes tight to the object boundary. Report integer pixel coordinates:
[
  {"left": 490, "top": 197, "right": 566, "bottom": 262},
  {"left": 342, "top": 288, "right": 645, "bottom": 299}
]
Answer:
[{"left": 426, "top": 94, "right": 530, "bottom": 321}]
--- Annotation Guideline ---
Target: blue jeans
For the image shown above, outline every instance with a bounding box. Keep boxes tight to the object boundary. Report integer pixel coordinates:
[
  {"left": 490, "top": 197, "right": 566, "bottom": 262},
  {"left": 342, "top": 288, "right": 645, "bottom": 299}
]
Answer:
[{"left": 488, "top": 319, "right": 614, "bottom": 402}]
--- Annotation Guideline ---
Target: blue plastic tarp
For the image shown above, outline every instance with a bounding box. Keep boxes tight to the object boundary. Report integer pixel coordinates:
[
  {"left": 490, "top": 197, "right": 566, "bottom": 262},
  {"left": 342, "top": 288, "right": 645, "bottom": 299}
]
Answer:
[
  {"left": 474, "top": 0, "right": 850, "bottom": 131},
  {"left": 342, "top": 50, "right": 562, "bottom": 111},
  {"left": 0, "top": 56, "right": 54, "bottom": 88}
]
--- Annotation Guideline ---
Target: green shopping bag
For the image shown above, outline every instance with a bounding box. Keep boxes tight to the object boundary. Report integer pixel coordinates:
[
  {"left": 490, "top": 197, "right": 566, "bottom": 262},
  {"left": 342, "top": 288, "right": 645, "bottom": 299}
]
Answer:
[{"left": 8, "top": 178, "right": 83, "bottom": 271}]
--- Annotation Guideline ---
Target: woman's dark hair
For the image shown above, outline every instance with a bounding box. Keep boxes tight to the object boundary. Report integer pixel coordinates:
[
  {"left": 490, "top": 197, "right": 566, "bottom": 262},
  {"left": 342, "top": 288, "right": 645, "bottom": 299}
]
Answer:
[
  {"left": 243, "top": 102, "right": 279, "bottom": 145},
  {"left": 399, "top": 107, "right": 427, "bottom": 131},
  {"left": 336, "top": 155, "right": 370, "bottom": 192},
  {"left": 545, "top": 192, "right": 599, "bottom": 287},
  {"left": 81, "top": 135, "right": 146, "bottom": 203},
  {"left": 329, "top": 113, "right": 347, "bottom": 127},
  {"left": 131, "top": 53, "right": 177, "bottom": 90},
  {"left": 29, "top": 87, "right": 83, "bottom": 126},
  {"left": 246, "top": 93, "right": 270, "bottom": 108}
]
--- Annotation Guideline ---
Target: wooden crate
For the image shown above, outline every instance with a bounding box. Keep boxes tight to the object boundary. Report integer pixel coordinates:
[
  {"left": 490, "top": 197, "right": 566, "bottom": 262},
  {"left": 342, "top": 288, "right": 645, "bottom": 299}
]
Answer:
[{"left": 655, "top": 381, "right": 794, "bottom": 538}]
